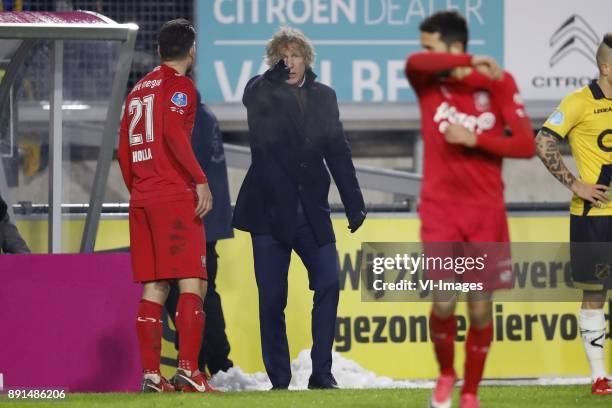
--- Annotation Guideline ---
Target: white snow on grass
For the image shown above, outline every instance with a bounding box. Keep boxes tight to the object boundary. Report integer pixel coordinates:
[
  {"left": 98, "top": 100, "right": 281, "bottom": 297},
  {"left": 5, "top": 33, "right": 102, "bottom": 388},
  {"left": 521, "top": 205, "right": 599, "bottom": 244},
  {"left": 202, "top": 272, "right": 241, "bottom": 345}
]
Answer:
[
  {"left": 209, "top": 365, "right": 272, "bottom": 391},
  {"left": 212, "top": 349, "right": 434, "bottom": 391},
  {"left": 209, "top": 349, "right": 591, "bottom": 392}
]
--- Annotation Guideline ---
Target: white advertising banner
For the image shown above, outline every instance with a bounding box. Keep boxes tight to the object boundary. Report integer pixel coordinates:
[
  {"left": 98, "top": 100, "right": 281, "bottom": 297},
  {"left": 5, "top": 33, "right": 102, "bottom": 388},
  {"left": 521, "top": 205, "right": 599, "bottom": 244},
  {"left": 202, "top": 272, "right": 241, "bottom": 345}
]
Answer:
[{"left": 504, "top": 0, "right": 610, "bottom": 101}]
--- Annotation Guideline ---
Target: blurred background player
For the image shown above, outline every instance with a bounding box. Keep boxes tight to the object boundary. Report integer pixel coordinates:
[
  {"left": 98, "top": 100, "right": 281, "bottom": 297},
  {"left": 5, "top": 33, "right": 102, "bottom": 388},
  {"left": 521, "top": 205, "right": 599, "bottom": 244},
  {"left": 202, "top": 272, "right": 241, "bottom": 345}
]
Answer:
[
  {"left": 233, "top": 26, "right": 366, "bottom": 390},
  {"left": 117, "top": 19, "right": 214, "bottom": 393},
  {"left": 405, "top": 11, "right": 536, "bottom": 408},
  {"left": 166, "top": 90, "right": 235, "bottom": 376},
  {"left": 535, "top": 33, "right": 612, "bottom": 395},
  {"left": 0, "top": 194, "right": 30, "bottom": 254}
]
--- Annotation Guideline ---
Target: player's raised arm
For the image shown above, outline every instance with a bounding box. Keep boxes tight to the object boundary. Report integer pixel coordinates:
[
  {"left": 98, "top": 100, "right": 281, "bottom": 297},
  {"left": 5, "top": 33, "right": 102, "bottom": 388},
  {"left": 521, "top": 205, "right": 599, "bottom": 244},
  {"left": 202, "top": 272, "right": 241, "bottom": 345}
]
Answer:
[
  {"left": 405, "top": 51, "right": 471, "bottom": 91},
  {"left": 536, "top": 129, "right": 609, "bottom": 206},
  {"left": 406, "top": 52, "right": 504, "bottom": 94},
  {"left": 473, "top": 73, "right": 535, "bottom": 158},
  {"left": 442, "top": 72, "right": 535, "bottom": 158},
  {"left": 405, "top": 51, "right": 472, "bottom": 75}
]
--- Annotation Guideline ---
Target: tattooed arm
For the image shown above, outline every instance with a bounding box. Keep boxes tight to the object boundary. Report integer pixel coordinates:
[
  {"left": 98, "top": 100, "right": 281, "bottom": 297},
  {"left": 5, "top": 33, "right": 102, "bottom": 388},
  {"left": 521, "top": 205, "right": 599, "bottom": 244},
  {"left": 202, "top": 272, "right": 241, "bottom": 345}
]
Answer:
[
  {"left": 535, "top": 128, "right": 576, "bottom": 188},
  {"left": 535, "top": 128, "right": 609, "bottom": 206}
]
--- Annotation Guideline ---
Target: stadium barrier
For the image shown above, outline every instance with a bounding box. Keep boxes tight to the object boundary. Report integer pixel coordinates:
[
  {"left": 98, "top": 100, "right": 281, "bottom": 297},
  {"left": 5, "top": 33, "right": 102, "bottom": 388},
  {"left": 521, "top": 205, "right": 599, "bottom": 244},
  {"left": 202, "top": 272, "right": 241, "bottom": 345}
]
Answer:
[
  {"left": 0, "top": 253, "right": 141, "bottom": 392},
  {"left": 5, "top": 215, "right": 611, "bottom": 389}
]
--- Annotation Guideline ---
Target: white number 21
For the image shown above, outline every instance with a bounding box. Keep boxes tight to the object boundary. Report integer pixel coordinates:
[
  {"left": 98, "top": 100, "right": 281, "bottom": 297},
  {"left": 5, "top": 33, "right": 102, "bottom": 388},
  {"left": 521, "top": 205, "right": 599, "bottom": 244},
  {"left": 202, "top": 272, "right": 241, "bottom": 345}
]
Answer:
[{"left": 128, "top": 94, "right": 154, "bottom": 146}]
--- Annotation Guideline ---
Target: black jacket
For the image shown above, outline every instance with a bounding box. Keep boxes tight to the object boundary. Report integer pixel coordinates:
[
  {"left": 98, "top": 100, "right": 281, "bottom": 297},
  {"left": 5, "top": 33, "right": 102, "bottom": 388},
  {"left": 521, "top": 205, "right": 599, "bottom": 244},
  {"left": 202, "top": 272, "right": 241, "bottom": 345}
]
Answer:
[
  {"left": 232, "top": 69, "right": 365, "bottom": 245},
  {"left": 192, "top": 92, "right": 234, "bottom": 243},
  {"left": 0, "top": 215, "right": 30, "bottom": 254}
]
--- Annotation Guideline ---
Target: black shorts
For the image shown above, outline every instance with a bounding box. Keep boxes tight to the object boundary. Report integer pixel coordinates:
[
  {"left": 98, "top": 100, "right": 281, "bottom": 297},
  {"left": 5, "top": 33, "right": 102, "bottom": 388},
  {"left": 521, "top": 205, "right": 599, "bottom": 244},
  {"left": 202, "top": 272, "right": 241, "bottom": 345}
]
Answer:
[{"left": 570, "top": 215, "right": 612, "bottom": 290}]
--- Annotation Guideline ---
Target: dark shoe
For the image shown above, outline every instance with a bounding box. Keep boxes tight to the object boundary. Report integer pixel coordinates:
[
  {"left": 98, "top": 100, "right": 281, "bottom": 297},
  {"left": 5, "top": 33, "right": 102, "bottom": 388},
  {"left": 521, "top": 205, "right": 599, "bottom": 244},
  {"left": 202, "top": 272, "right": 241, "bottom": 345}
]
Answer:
[
  {"left": 270, "top": 385, "right": 288, "bottom": 391},
  {"left": 207, "top": 359, "right": 234, "bottom": 375},
  {"left": 308, "top": 373, "right": 339, "bottom": 390}
]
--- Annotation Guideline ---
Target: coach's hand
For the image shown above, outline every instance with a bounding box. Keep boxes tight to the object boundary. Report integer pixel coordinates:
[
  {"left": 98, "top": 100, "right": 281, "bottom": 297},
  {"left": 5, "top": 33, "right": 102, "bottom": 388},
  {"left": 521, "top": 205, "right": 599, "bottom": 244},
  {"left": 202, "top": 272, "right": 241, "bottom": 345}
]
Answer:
[
  {"left": 348, "top": 210, "right": 367, "bottom": 233},
  {"left": 571, "top": 180, "right": 610, "bottom": 208},
  {"left": 264, "top": 59, "right": 291, "bottom": 83},
  {"left": 444, "top": 124, "right": 477, "bottom": 147},
  {"left": 471, "top": 55, "right": 503, "bottom": 80},
  {"left": 195, "top": 183, "right": 213, "bottom": 218}
]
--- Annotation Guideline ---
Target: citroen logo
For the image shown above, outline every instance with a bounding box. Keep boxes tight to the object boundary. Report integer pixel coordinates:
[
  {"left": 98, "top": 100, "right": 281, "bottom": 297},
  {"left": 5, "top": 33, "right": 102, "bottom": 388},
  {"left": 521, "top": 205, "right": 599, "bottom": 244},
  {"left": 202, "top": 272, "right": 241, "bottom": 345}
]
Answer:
[{"left": 550, "top": 15, "right": 599, "bottom": 68}]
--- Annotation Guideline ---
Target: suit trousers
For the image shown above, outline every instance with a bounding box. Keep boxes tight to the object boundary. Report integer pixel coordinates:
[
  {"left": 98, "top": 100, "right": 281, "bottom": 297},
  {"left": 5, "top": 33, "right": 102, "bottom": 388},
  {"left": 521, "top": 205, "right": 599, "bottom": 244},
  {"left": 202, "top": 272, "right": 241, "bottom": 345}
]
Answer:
[{"left": 251, "top": 207, "right": 340, "bottom": 388}]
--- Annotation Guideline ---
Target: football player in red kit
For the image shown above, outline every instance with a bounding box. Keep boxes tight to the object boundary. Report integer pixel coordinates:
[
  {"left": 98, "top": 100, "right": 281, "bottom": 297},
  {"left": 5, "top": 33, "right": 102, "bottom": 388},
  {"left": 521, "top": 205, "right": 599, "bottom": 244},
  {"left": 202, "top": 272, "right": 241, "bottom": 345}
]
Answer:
[
  {"left": 405, "top": 11, "right": 535, "bottom": 408},
  {"left": 117, "top": 19, "right": 214, "bottom": 393}
]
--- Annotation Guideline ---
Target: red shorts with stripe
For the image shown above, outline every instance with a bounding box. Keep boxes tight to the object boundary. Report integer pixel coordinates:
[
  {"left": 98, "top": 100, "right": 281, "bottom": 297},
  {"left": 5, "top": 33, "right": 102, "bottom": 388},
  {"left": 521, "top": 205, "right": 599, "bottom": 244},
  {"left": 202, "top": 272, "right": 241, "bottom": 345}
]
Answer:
[
  {"left": 129, "top": 199, "right": 207, "bottom": 283},
  {"left": 419, "top": 199, "right": 512, "bottom": 291}
]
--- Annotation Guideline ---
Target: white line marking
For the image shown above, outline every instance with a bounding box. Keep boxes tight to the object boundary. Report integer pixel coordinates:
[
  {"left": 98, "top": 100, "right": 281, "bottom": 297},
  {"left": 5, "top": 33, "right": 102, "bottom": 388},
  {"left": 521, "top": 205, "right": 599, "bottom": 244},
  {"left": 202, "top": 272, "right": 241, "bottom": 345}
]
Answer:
[{"left": 213, "top": 39, "right": 486, "bottom": 46}]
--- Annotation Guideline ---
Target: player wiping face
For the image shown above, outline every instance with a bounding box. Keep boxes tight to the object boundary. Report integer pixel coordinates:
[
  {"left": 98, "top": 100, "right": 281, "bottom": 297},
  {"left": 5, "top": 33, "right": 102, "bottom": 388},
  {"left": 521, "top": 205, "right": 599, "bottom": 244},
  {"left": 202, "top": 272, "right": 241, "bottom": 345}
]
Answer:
[
  {"left": 419, "top": 31, "right": 504, "bottom": 82},
  {"left": 417, "top": 31, "right": 508, "bottom": 149},
  {"left": 406, "top": 11, "right": 537, "bottom": 407}
]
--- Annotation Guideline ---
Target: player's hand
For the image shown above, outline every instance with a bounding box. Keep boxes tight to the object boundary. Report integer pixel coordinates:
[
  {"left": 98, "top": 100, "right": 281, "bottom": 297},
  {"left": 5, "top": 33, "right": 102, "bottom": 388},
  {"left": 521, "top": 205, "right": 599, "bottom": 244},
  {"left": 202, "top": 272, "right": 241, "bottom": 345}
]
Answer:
[
  {"left": 471, "top": 55, "right": 504, "bottom": 80},
  {"left": 571, "top": 180, "right": 610, "bottom": 208},
  {"left": 195, "top": 183, "right": 213, "bottom": 218},
  {"left": 450, "top": 67, "right": 471, "bottom": 80},
  {"left": 264, "top": 59, "right": 290, "bottom": 83},
  {"left": 444, "top": 124, "right": 477, "bottom": 147}
]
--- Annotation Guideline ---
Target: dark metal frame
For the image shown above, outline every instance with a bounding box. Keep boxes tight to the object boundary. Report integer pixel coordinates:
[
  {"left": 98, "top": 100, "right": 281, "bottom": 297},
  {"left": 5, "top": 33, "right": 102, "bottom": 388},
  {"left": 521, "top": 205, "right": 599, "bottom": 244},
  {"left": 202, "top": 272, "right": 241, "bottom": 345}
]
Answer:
[{"left": 0, "top": 17, "right": 138, "bottom": 253}]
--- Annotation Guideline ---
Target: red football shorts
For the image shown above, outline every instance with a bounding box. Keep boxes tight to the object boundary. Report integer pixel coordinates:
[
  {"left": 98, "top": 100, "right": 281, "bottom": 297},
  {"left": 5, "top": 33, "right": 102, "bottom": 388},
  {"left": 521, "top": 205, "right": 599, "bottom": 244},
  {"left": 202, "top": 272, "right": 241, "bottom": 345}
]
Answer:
[
  {"left": 129, "top": 199, "right": 207, "bottom": 283},
  {"left": 419, "top": 199, "right": 512, "bottom": 291}
]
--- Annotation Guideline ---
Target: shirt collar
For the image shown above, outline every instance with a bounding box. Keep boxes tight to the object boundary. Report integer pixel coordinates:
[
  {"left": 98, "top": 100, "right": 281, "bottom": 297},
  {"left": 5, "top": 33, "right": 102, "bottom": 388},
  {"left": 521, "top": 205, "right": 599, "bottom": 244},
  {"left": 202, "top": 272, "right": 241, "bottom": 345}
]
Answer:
[
  {"left": 589, "top": 79, "right": 606, "bottom": 99},
  {"left": 160, "top": 64, "right": 181, "bottom": 76},
  {"left": 298, "top": 75, "right": 306, "bottom": 88}
]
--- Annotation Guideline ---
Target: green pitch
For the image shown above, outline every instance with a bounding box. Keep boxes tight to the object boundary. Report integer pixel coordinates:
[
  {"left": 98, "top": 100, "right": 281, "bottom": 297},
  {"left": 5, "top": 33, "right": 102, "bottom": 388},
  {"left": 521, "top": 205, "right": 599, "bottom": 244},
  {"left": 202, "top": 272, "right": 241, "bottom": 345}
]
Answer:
[{"left": 2, "top": 386, "right": 609, "bottom": 407}]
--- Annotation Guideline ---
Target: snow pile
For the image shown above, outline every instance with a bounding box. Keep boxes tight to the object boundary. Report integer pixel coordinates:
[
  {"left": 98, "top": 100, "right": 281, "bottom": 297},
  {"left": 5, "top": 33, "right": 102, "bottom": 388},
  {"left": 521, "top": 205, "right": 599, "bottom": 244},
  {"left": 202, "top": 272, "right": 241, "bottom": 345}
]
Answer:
[
  {"left": 209, "top": 365, "right": 272, "bottom": 392},
  {"left": 209, "top": 348, "right": 592, "bottom": 392},
  {"left": 291, "top": 349, "right": 430, "bottom": 389},
  {"left": 209, "top": 349, "right": 430, "bottom": 391}
]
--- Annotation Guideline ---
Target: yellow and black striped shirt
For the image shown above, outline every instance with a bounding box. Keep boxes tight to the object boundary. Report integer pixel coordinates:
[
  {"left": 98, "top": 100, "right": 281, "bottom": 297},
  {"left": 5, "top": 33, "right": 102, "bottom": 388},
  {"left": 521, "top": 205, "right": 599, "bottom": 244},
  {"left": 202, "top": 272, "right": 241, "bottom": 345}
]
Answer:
[{"left": 542, "top": 80, "right": 612, "bottom": 216}]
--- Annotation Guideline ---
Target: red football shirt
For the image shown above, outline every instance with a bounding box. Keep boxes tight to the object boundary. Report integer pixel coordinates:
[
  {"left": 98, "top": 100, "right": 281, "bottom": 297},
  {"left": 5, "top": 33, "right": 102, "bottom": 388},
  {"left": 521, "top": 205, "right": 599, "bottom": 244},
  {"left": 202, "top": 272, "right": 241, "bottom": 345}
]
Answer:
[
  {"left": 118, "top": 65, "right": 206, "bottom": 206},
  {"left": 405, "top": 52, "right": 535, "bottom": 208}
]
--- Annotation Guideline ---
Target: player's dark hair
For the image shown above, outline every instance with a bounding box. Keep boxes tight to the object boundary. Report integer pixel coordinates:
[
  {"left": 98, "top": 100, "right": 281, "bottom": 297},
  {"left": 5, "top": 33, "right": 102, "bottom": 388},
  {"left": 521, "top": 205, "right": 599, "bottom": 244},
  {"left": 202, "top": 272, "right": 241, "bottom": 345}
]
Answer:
[
  {"left": 157, "top": 18, "right": 196, "bottom": 61},
  {"left": 604, "top": 33, "right": 612, "bottom": 48},
  {"left": 419, "top": 11, "right": 468, "bottom": 50}
]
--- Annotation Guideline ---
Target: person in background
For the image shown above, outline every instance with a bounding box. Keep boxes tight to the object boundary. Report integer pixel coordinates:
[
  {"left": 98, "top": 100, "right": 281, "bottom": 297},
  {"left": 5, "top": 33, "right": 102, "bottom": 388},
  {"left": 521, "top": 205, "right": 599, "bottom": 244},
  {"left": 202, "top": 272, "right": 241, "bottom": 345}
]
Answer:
[
  {"left": 166, "top": 90, "right": 235, "bottom": 376},
  {"left": 0, "top": 194, "right": 30, "bottom": 254},
  {"left": 535, "top": 33, "right": 612, "bottom": 396},
  {"left": 233, "top": 26, "right": 366, "bottom": 390},
  {"left": 117, "top": 19, "right": 214, "bottom": 393},
  {"left": 405, "top": 11, "right": 535, "bottom": 408}
]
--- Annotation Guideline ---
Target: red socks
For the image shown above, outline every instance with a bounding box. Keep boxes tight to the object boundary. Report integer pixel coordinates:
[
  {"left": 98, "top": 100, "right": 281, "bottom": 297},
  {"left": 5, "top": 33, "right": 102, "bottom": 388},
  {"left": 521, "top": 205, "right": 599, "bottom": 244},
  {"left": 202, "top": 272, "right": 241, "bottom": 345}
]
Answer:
[
  {"left": 176, "top": 292, "right": 205, "bottom": 373},
  {"left": 136, "top": 299, "right": 163, "bottom": 374},
  {"left": 429, "top": 312, "right": 457, "bottom": 377},
  {"left": 430, "top": 311, "right": 493, "bottom": 395},
  {"left": 462, "top": 323, "right": 493, "bottom": 395}
]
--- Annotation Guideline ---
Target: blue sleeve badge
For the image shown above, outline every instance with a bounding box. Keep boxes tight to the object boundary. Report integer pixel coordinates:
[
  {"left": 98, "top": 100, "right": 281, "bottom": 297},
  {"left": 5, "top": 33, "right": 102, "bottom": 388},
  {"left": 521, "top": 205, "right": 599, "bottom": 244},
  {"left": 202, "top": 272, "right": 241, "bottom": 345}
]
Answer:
[
  {"left": 548, "top": 110, "right": 564, "bottom": 126},
  {"left": 171, "top": 92, "right": 188, "bottom": 107}
]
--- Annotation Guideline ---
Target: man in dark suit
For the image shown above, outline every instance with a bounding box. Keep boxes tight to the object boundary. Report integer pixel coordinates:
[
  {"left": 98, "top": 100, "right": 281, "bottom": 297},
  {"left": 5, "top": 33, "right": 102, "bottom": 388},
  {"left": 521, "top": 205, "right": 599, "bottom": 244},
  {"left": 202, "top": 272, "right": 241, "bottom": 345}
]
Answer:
[
  {"left": 233, "top": 27, "right": 366, "bottom": 390},
  {"left": 165, "top": 91, "right": 234, "bottom": 375}
]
